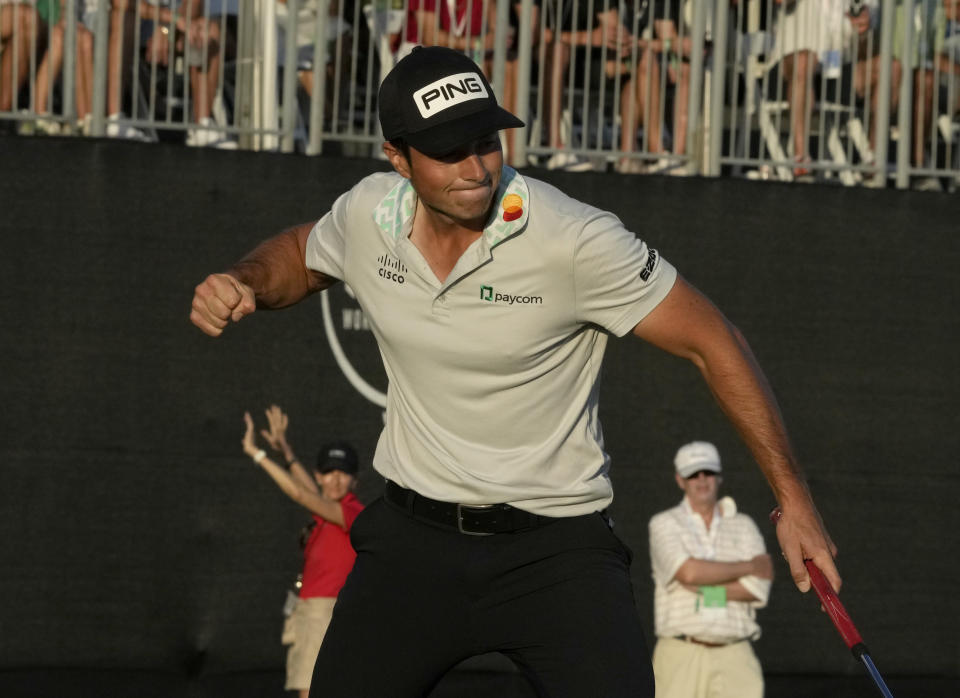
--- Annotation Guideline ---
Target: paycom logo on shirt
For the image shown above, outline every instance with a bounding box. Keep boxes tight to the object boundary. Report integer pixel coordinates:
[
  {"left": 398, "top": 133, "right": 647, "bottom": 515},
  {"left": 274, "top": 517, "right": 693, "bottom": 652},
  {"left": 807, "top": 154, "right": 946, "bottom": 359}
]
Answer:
[{"left": 480, "top": 285, "right": 543, "bottom": 305}]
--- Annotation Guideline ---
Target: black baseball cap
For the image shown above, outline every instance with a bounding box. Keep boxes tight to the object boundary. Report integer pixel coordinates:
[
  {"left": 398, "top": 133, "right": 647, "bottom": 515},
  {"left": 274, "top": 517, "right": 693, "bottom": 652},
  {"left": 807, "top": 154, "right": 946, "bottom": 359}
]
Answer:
[
  {"left": 378, "top": 46, "right": 525, "bottom": 157},
  {"left": 315, "top": 441, "right": 359, "bottom": 476}
]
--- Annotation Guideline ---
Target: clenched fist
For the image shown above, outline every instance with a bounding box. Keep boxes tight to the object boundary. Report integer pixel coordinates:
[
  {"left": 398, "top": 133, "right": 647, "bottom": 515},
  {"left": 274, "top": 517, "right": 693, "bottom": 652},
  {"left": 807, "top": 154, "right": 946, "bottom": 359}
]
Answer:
[{"left": 190, "top": 273, "right": 256, "bottom": 336}]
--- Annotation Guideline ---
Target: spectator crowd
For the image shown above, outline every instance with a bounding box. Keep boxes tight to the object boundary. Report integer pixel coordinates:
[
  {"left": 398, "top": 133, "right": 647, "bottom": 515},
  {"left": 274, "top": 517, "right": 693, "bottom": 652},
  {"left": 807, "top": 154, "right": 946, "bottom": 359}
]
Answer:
[{"left": 3, "top": 0, "right": 959, "bottom": 187}]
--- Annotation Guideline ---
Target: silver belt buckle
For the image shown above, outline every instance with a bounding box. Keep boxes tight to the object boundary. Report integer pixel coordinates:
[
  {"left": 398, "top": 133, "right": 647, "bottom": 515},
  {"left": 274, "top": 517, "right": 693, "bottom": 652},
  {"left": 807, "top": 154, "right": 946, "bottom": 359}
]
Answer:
[{"left": 457, "top": 503, "right": 495, "bottom": 536}]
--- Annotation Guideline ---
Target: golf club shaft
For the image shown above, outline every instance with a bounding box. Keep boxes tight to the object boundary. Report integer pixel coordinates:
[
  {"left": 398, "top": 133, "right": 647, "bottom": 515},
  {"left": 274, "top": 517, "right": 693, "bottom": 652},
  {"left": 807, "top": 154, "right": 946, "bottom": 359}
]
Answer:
[{"left": 861, "top": 654, "right": 895, "bottom": 698}]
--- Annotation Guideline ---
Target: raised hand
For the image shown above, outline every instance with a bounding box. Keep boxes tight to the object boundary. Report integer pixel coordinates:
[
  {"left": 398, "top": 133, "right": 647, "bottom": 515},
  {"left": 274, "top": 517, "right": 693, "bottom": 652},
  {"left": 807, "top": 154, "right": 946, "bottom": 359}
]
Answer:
[
  {"left": 261, "top": 405, "right": 291, "bottom": 455},
  {"left": 242, "top": 411, "right": 259, "bottom": 457}
]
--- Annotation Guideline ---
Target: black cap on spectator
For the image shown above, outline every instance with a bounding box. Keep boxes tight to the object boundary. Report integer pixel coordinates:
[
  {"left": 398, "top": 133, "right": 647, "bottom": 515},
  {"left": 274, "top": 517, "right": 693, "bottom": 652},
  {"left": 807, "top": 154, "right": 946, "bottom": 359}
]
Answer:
[
  {"left": 379, "top": 46, "right": 524, "bottom": 157},
  {"left": 316, "top": 441, "right": 359, "bottom": 476}
]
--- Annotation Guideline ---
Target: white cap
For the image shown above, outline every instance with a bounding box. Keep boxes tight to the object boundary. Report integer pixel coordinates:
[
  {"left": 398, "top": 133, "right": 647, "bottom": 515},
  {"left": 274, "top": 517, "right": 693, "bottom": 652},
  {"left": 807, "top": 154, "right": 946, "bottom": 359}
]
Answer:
[{"left": 674, "top": 441, "right": 722, "bottom": 478}]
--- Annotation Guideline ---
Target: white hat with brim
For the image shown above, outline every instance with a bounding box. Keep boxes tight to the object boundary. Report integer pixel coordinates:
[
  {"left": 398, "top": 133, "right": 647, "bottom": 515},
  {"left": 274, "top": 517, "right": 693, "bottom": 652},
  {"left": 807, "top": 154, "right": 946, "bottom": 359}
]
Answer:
[{"left": 674, "top": 441, "right": 722, "bottom": 478}]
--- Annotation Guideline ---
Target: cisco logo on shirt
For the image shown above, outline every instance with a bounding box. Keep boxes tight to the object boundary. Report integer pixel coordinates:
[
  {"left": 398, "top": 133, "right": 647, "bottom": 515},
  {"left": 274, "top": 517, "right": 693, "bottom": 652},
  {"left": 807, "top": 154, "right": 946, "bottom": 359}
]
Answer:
[
  {"left": 377, "top": 254, "right": 407, "bottom": 284},
  {"left": 480, "top": 285, "right": 543, "bottom": 305},
  {"left": 413, "top": 72, "right": 488, "bottom": 118}
]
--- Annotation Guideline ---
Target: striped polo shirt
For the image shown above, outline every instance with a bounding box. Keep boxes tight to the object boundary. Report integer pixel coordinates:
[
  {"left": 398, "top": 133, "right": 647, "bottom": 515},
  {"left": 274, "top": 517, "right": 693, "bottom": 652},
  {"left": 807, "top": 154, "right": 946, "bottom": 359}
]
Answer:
[
  {"left": 306, "top": 166, "right": 676, "bottom": 517},
  {"left": 649, "top": 497, "right": 771, "bottom": 643}
]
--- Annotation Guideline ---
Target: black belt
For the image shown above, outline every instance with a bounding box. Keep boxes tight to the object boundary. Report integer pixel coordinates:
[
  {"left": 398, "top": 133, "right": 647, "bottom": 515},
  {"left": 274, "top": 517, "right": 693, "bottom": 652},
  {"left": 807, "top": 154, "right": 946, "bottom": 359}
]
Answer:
[
  {"left": 384, "top": 480, "right": 552, "bottom": 536},
  {"left": 674, "top": 635, "right": 745, "bottom": 648}
]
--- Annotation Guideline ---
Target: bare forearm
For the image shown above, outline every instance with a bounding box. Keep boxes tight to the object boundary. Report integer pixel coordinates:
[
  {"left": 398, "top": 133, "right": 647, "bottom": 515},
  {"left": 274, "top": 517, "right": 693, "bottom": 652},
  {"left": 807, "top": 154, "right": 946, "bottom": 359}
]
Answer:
[
  {"left": 256, "top": 454, "right": 343, "bottom": 524},
  {"left": 724, "top": 580, "right": 761, "bottom": 602},
  {"left": 679, "top": 578, "right": 762, "bottom": 601},
  {"left": 636, "top": 279, "right": 808, "bottom": 505},
  {"left": 228, "top": 223, "right": 332, "bottom": 309},
  {"left": 289, "top": 460, "right": 319, "bottom": 494},
  {"left": 695, "top": 323, "right": 809, "bottom": 504},
  {"left": 257, "top": 453, "right": 305, "bottom": 502},
  {"left": 675, "top": 558, "right": 754, "bottom": 586}
]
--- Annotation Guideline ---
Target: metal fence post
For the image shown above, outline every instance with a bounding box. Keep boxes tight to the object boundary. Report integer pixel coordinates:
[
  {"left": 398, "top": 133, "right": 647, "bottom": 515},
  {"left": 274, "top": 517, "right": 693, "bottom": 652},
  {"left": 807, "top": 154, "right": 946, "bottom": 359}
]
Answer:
[
  {"left": 686, "top": 0, "right": 708, "bottom": 173},
  {"left": 281, "top": 0, "right": 300, "bottom": 153},
  {"left": 513, "top": 0, "right": 534, "bottom": 168},
  {"left": 260, "top": 0, "right": 280, "bottom": 150},
  {"left": 236, "top": 0, "right": 257, "bottom": 149},
  {"left": 62, "top": 0, "right": 77, "bottom": 127},
  {"left": 91, "top": 0, "right": 111, "bottom": 136},
  {"left": 308, "top": 0, "right": 331, "bottom": 156},
  {"left": 491, "top": 0, "right": 510, "bottom": 101},
  {"left": 871, "top": 0, "right": 896, "bottom": 188},
  {"left": 896, "top": 0, "right": 915, "bottom": 189},
  {"left": 708, "top": 0, "right": 730, "bottom": 176}
]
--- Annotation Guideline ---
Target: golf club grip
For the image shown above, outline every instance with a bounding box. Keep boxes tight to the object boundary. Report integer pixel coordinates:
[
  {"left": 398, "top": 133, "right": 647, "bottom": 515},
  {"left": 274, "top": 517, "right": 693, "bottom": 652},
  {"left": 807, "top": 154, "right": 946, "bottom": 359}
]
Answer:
[
  {"left": 768, "top": 507, "right": 866, "bottom": 654},
  {"left": 804, "top": 559, "right": 864, "bottom": 650}
]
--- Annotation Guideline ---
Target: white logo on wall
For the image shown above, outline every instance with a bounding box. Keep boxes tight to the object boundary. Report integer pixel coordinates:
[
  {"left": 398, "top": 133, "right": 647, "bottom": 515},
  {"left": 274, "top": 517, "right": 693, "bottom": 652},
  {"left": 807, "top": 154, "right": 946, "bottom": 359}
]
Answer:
[{"left": 321, "top": 284, "right": 387, "bottom": 409}]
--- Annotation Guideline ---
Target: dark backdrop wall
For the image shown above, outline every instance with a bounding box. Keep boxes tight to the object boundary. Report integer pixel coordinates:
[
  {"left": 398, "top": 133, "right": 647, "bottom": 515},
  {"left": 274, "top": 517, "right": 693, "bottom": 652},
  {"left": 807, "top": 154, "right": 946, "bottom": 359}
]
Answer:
[{"left": 1, "top": 138, "right": 957, "bottom": 694}]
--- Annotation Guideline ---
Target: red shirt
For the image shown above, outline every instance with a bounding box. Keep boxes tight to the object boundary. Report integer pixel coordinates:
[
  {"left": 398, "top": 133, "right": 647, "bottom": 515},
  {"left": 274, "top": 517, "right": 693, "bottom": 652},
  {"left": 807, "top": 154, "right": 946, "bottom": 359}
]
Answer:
[
  {"left": 406, "top": 0, "right": 487, "bottom": 44},
  {"left": 299, "top": 492, "right": 364, "bottom": 598}
]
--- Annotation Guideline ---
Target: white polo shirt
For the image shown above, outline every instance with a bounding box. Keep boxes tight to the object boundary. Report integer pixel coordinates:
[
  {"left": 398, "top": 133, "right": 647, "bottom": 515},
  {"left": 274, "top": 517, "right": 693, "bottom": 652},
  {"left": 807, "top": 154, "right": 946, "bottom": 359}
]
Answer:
[
  {"left": 306, "top": 166, "right": 677, "bottom": 516},
  {"left": 649, "top": 497, "right": 771, "bottom": 643}
]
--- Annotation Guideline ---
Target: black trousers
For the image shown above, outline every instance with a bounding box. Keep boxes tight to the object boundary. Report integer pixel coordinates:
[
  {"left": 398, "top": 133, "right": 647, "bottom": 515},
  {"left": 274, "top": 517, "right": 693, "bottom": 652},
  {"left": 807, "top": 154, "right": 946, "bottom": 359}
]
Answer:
[{"left": 310, "top": 497, "right": 655, "bottom": 698}]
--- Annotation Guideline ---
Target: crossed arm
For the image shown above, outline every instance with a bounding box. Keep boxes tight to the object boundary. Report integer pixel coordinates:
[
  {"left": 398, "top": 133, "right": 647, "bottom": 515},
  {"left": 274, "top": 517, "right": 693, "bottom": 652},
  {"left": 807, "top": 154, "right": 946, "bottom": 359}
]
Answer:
[
  {"left": 674, "top": 556, "right": 773, "bottom": 602},
  {"left": 634, "top": 276, "right": 840, "bottom": 593}
]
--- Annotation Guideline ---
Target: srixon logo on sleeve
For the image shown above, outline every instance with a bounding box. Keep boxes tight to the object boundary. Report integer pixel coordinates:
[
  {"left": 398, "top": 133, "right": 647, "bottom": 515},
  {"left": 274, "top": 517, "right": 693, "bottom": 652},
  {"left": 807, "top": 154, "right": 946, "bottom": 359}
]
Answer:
[{"left": 413, "top": 72, "right": 489, "bottom": 119}]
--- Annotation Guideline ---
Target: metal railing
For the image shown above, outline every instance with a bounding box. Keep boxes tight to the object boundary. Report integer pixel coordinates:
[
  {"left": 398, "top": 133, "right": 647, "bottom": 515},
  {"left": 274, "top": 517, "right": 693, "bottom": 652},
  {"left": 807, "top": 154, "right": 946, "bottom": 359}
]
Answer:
[{"left": 2, "top": 0, "right": 957, "bottom": 189}]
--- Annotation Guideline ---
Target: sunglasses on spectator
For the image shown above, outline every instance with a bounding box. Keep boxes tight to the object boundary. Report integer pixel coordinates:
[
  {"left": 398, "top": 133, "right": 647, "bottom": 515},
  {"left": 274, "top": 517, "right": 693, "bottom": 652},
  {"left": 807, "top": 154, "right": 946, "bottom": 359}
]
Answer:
[{"left": 684, "top": 470, "right": 718, "bottom": 480}]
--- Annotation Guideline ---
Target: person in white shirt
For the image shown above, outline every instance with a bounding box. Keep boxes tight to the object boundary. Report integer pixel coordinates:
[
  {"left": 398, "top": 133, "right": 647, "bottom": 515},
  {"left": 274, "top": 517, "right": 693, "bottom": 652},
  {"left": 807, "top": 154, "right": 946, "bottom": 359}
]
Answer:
[
  {"left": 189, "top": 45, "right": 838, "bottom": 698},
  {"left": 649, "top": 441, "right": 773, "bottom": 698}
]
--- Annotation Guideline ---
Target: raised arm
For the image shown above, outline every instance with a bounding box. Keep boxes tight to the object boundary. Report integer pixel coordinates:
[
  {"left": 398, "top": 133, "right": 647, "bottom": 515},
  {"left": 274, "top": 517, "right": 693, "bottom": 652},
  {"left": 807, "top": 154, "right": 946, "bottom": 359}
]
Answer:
[
  {"left": 190, "top": 222, "right": 336, "bottom": 336},
  {"left": 634, "top": 277, "right": 839, "bottom": 593},
  {"left": 259, "top": 404, "right": 319, "bottom": 494},
  {"left": 242, "top": 412, "right": 346, "bottom": 526}
]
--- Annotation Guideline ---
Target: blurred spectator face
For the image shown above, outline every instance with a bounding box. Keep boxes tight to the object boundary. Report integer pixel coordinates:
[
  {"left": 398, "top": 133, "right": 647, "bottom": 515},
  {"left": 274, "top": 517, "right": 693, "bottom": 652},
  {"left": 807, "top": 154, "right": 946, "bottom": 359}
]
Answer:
[
  {"left": 676, "top": 469, "right": 721, "bottom": 509},
  {"left": 316, "top": 469, "right": 356, "bottom": 501}
]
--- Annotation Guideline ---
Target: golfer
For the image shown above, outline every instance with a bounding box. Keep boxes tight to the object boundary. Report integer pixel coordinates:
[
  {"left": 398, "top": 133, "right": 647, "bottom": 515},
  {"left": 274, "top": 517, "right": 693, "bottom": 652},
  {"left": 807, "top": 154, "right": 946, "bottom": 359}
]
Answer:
[{"left": 190, "top": 45, "right": 839, "bottom": 698}]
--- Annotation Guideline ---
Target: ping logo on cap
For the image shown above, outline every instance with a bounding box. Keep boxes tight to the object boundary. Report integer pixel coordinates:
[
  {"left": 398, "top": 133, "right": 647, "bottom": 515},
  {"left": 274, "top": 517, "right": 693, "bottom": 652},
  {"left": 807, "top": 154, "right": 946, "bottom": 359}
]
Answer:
[{"left": 413, "top": 71, "right": 488, "bottom": 119}]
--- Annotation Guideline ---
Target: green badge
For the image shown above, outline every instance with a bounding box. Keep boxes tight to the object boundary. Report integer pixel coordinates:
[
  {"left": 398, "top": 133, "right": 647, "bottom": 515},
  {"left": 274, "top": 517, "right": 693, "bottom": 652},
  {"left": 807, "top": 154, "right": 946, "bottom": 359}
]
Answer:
[{"left": 699, "top": 585, "right": 727, "bottom": 609}]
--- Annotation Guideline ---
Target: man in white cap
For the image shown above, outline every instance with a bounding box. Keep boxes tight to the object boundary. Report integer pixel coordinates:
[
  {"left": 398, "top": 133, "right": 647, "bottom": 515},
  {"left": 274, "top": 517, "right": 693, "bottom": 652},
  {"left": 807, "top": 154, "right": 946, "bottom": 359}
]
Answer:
[
  {"left": 648, "top": 441, "right": 773, "bottom": 698},
  {"left": 190, "top": 44, "right": 837, "bottom": 698}
]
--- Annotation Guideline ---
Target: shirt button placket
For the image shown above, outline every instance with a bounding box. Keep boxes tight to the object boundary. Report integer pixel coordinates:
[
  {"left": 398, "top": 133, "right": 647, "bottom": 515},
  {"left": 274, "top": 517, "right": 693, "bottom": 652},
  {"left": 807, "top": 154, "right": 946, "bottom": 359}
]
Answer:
[{"left": 432, "top": 293, "right": 450, "bottom": 318}]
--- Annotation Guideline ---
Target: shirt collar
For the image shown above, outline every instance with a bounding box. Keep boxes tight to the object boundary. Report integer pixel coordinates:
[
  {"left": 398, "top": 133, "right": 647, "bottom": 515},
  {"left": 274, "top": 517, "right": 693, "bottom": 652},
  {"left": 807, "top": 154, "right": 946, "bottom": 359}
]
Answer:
[
  {"left": 681, "top": 496, "right": 720, "bottom": 531},
  {"left": 372, "top": 165, "right": 530, "bottom": 247}
]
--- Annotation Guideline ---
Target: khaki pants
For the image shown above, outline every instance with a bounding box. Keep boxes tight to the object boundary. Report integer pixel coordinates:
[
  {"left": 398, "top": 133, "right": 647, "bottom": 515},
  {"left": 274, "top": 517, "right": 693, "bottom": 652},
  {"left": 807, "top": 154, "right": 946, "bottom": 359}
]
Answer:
[
  {"left": 653, "top": 636, "right": 764, "bottom": 698},
  {"left": 284, "top": 596, "right": 337, "bottom": 691}
]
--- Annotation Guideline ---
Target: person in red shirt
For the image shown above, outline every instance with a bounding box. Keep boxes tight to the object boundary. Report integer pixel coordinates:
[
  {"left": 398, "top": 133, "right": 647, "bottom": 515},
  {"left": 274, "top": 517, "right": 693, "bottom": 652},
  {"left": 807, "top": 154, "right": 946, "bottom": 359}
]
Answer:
[
  {"left": 405, "top": 0, "right": 491, "bottom": 61},
  {"left": 242, "top": 406, "right": 364, "bottom": 698}
]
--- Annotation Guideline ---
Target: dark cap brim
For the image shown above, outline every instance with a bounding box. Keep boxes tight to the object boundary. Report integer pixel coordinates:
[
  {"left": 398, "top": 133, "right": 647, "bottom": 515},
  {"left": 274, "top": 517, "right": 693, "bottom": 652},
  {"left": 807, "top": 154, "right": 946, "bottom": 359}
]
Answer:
[
  {"left": 318, "top": 457, "right": 357, "bottom": 474},
  {"left": 402, "top": 106, "right": 524, "bottom": 158}
]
